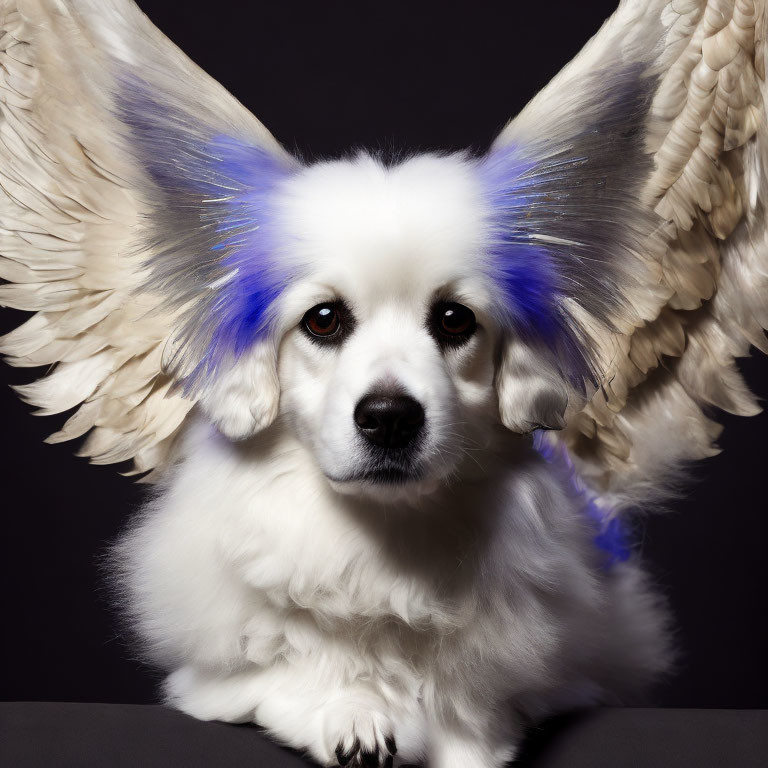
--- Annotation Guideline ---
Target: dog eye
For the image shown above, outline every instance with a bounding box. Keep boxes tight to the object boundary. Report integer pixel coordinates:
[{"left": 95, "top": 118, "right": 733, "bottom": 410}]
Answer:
[
  {"left": 431, "top": 302, "right": 477, "bottom": 347},
  {"left": 301, "top": 301, "right": 351, "bottom": 343}
]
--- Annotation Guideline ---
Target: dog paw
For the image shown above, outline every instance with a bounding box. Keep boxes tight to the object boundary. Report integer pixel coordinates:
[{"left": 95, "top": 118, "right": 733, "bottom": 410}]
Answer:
[
  {"left": 334, "top": 734, "right": 397, "bottom": 767},
  {"left": 324, "top": 703, "right": 396, "bottom": 767}
]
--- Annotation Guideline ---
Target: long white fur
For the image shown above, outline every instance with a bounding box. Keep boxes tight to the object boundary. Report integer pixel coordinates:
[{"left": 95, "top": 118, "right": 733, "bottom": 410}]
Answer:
[{"left": 1, "top": 1, "right": 767, "bottom": 766}]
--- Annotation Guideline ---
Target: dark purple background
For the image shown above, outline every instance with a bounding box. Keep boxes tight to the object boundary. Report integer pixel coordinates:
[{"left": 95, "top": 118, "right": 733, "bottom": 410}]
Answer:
[{"left": 1, "top": 0, "right": 766, "bottom": 707}]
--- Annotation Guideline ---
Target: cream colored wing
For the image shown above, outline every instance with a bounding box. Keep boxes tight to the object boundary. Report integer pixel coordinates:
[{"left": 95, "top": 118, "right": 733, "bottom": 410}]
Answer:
[
  {"left": 492, "top": 0, "right": 768, "bottom": 507},
  {"left": 0, "top": 0, "right": 295, "bottom": 475}
]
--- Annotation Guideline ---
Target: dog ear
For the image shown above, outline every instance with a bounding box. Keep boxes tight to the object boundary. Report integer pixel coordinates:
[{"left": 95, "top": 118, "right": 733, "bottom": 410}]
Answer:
[
  {"left": 495, "top": 334, "right": 568, "bottom": 433},
  {"left": 199, "top": 342, "right": 280, "bottom": 441}
]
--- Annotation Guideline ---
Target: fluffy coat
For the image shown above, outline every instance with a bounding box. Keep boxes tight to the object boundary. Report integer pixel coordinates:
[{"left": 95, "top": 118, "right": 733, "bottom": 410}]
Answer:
[{"left": 2, "top": 1, "right": 767, "bottom": 766}]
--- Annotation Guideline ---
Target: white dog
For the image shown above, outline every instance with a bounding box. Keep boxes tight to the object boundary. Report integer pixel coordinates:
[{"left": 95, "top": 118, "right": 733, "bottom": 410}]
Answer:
[{"left": 1, "top": 2, "right": 767, "bottom": 767}]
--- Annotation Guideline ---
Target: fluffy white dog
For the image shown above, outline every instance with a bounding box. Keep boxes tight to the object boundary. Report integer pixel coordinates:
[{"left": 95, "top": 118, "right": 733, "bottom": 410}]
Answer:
[
  {"left": 1, "top": 1, "right": 767, "bottom": 767},
  {"left": 117, "top": 155, "right": 674, "bottom": 766}
]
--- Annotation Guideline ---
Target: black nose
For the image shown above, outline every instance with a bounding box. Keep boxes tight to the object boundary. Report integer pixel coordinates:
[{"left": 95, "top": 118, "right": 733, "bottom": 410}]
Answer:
[{"left": 354, "top": 394, "right": 425, "bottom": 449}]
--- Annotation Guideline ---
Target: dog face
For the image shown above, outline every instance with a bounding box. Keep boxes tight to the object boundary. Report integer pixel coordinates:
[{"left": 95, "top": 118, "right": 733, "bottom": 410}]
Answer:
[
  {"left": 276, "top": 154, "right": 502, "bottom": 497},
  {"left": 202, "top": 153, "right": 570, "bottom": 497}
]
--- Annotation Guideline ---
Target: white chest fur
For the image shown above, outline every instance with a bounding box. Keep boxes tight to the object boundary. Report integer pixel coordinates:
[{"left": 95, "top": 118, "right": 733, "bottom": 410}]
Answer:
[{"left": 115, "top": 418, "right": 670, "bottom": 766}]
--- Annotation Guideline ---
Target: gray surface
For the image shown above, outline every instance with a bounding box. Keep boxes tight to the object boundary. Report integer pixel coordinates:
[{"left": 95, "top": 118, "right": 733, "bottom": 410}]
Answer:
[{"left": 1, "top": 703, "right": 767, "bottom": 767}]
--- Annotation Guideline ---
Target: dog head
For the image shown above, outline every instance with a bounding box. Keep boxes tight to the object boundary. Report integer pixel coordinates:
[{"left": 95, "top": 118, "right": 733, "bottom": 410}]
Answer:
[
  {"left": 275, "top": 154, "right": 512, "bottom": 498},
  {"left": 200, "top": 153, "right": 578, "bottom": 497}
]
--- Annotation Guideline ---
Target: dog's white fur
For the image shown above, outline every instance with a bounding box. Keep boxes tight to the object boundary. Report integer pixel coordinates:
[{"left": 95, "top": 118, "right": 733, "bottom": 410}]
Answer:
[
  {"left": 2, "top": 2, "right": 766, "bottom": 764},
  {"left": 117, "top": 154, "right": 671, "bottom": 767}
]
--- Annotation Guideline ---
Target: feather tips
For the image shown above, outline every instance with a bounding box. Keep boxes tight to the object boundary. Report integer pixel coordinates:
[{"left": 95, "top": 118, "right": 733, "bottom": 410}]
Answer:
[
  {"left": 509, "top": 0, "right": 768, "bottom": 507},
  {"left": 0, "top": 0, "right": 289, "bottom": 475}
]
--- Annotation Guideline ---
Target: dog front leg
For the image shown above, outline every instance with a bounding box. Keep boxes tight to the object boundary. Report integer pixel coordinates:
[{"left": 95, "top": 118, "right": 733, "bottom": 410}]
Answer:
[{"left": 164, "top": 661, "right": 415, "bottom": 767}]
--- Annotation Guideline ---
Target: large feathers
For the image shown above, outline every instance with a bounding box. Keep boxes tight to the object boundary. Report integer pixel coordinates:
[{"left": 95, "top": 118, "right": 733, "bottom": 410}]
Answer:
[
  {"left": 0, "top": 0, "right": 293, "bottom": 473},
  {"left": 492, "top": 0, "right": 768, "bottom": 506},
  {"left": 1, "top": 0, "right": 767, "bottom": 494}
]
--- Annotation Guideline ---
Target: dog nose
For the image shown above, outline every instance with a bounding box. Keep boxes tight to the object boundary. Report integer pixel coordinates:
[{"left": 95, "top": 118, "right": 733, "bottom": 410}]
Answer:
[{"left": 354, "top": 394, "right": 425, "bottom": 449}]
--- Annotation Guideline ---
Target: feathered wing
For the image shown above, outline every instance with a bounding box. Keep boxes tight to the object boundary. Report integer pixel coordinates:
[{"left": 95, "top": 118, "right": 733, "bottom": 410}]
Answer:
[
  {"left": 489, "top": 0, "right": 768, "bottom": 507},
  {"left": 0, "top": 0, "right": 296, "bottom": 475}
]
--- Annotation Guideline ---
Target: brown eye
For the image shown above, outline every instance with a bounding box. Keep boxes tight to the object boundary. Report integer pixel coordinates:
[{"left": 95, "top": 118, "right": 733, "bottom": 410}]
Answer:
[
  {"left": 431, "top": 301, "right": 477, "bottom": 347},
  {"left": 301, "top": 301, "right": 353, "bottom": 344}
]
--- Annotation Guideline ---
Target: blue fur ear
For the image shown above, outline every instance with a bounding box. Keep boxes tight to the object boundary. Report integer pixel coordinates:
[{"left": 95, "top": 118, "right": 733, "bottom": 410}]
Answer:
[
  {"left": 477, "top": 147, "right": 563, "bottom": 339},
  {"left": 117, "top": 76, "right": 298, "bottom": 390},
  {"left": 195, "top": 135, "right": 293, "bottom": 363},
  {"left": 477, "top": 63, "right": 657, "bottom": 387}
]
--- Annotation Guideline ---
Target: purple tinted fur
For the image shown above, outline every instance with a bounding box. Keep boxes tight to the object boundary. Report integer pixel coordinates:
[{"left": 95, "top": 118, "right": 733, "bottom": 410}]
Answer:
[
  {"left": 118, "top": 76, "right": 296, "bottom": 385},
  {"left": 533, "top": 431, "right": 631, "bottom": 570},
  {"left": 476, "top": 143, "right": 602, "bottom": 386},
  {"left": 476, "top": 147, "right": 563, "bottom": 339},
  {"left": 197, "top": 135, "right": 292, "bottom": 362}
]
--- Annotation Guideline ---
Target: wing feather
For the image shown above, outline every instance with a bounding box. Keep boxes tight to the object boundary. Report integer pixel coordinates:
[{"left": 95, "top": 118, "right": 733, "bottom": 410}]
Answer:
[
  {"left": 0, "top": 0, "right": 291, "bottom": 475},
  {"left": 502, "top": 0, "right": 768, "bottom": 505},
  {"left": 492, "top": 0, "right": 768, "bottom": 509}
]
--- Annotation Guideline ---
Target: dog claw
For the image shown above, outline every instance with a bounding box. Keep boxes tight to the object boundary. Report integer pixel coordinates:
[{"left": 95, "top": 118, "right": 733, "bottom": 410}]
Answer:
[
  {"left": 336, "top": 738, "right": 359, "bottom": 767},
  {"left": 334, "top": 729, "right": 395, "bottom": 767}
]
